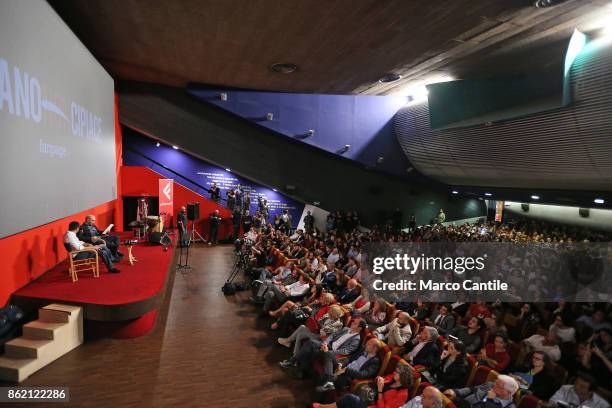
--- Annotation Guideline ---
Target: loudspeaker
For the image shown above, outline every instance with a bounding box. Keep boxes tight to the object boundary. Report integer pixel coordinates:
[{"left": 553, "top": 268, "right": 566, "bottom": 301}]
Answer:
[
  {"left": 187, "top": 202, "right": 200, "bottom": 221},
  {"left": 521, "top": 203, "right": 530, "bottom": 212},
  {"left": 579, "top": 208, "right": 590, "bottom": 218}
]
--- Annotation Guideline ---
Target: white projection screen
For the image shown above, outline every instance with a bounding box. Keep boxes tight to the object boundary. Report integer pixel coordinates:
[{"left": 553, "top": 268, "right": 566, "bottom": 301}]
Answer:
[{"left": 0, "top": 1, "right": 116, "bottom": 238}]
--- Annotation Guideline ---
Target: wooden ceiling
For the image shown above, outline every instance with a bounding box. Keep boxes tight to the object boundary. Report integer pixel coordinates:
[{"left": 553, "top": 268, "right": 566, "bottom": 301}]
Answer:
[{"left": 49, "top": 0, "right": 609, "bottom": 94}]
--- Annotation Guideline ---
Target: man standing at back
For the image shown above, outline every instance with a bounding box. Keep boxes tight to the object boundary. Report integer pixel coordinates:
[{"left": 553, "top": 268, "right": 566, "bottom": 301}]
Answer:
[{"left": 208, "top": 209, "right": 222, "bottom": 245}]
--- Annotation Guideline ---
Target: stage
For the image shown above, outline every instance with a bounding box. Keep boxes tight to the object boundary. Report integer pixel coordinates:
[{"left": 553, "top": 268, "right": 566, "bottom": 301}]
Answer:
[{"left": 11, "top": 235, "right": 176, "bottom": 339}]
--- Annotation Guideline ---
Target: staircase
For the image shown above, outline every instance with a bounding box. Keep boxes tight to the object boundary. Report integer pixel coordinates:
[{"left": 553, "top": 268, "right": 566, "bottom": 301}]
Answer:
[{"left": 0, "top": 303, "right": 83, "bottom": 382}]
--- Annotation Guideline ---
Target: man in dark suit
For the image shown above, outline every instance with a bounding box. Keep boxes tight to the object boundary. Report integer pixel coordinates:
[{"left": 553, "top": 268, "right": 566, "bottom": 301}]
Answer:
[
  {"left": 208, "top": 210, "right": 222, "bottom": 245},
  {"left": 78, "top": 215, "right": 122, "bottom": 260},
  {"left": 404, "top": 326, "right": 441, "bottom": 368},
  {"left": 177, "top": 206, "right": 188, "bottom": 247},
  {"left": 317, "top": 337, "right": 382, "bottom": 392},
  {"left": 242, "top": 210, "right": 253, "bottom": 233},
  {"left": 281, "top": 318, "right": 365, "bottom": 378},
  {"left": 427, "top": 304, "right": 456, "bottom": 335},
  {"left": 444, "top": 375, "right": 519, "bottom": 408},
  {"left": 231, "top": 208, "right": 242, "bottom": 240}
]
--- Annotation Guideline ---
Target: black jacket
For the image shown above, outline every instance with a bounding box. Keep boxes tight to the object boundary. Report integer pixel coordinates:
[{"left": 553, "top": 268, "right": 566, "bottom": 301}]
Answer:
[
  {"left": 432, "top": 356, "right": 468, "bottom": 390},
  {"left": 345, "top": 352, "right": 381, "bottom": 380},
  {"left": 406, "top": 341, "right": 440, "bottom": 368}
]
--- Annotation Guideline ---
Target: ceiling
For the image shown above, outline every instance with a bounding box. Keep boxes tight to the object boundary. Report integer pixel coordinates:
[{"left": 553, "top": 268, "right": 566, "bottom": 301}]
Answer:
[{"left": 49, "top": 0, "right": 611, "bottom": 95}]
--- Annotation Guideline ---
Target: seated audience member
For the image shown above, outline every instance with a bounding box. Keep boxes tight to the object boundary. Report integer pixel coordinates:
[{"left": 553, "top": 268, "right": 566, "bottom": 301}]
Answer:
[
  {"left": 575, "top": 309, "right": 611, "bottom": 333},
  {"left": 429, "top": 340, "right": 469, "bottom": 391},
  {"left": 477, "top": 335, "right": 511, "bottom": 372},
  {"left": 253, "top": 263, "right": 298, "bottom": 300},
  {"left": 515, "top": 303, "right": 540, "bottom": 326},
  {"left": 282, "top": 318, "right": 366, "bottom": 378},
  {"left": 273, "top": 290, "right": 333, "bottom": 335},
  {"left": 314, "top": 364, "right": 415, "bottom": 408},
  {"left": 426, "top": 304, "right": 455, "bottom": 336},
  {"left": 278, "top": 304, "right": 344, "bottom": 356},
  {"left": 78, "top": 215, "right": 122, "bottom": 259},
  {"left": 522, "top": 331, "right": 561, "bottom": 362},
  {"left": 580, "top": 328, "right": 612, "bottom": 388},
  {"left": 444, "top": 374, "right": 520, "bottom": 408},
  {"left": 262, "top": 273, "right": 310, "bottom": 312},
  {"left": 484, "top": 312, "right": 508, "bottom": 339},
  {"left": 467, "top": 301, "right": 492, "bottom": 320},
  {"left": 451, "top": 317, "right": 485, "bottom": 354},
  {"left": 344, "top": 288, "right": 371, "bottom": 313},
  {"left": 317, "top": 337, "right": 382, "bottom": 392},
  {"left": 403, "top": 326, "right": 441, "bottom": 368},
  {"left": 374, "top": 312, "right": 413, "bottom": 347},
  {"left": 343, "top": 258, "right": 359, "bottom": 278},
  {"left": 400, "top": 386, "right": 444, "bottom": 408},
  {"left": 337, "top": 279, "right": 360, "bottom": 305},
  {"left": 549, "top": 372, "right": 609, "bottom": 408},
  {"left": 549, "top": 313, "right": 576, "bottom": 344},
  {"left": 408, "top": 300, "right": 430, "bottom": 322},
  {"left": 362, "top": 299, "right": 388, "bottom": 330},
  {"left": 64, "top": 221, "right": 119, "bottom": 273},
  {"left": 510, "top": 351, "right": 556, "bottom": 400},
  {"left": 314, "top": 394, "right": 367, "bottom": 408}
]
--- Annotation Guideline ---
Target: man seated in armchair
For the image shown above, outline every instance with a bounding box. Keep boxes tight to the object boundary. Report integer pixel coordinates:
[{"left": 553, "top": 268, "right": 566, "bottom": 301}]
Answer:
[
  {"left": 64, "top": 221, "right": 119, "bottom": 273},
  {"left": 317, "top": 337, "right": 382, "bottom": 392},
  {"left": 443, "top": 374, "right": 520, "bottom": 408},
  {"left": 78, "top": 215, "right": 122, "bottom": 260}
]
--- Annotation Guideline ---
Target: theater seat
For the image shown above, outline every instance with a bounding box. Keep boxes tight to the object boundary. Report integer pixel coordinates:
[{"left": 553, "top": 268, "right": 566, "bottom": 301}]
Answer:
[
  {"left": 63, "top": 243, "right": 99, "bottom": 282},
  {"left": 517, "top": 394, "right": 541, "bottom": 408},
  {"left": 468, "top": 365, "right": 498, "bottom": 387}
]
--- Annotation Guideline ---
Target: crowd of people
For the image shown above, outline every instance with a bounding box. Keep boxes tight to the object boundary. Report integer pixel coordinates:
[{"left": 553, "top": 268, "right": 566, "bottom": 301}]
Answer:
[{"left": 239, "top": 215, "right": 611, "bottom": 408}]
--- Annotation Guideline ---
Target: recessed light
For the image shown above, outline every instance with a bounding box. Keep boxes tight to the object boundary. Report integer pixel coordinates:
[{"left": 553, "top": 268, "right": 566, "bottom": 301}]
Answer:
[
  {"left": 156, "top": 142, "right": 160, "bottom": 147},
  {"left": 452, "top": 190, "right": 459, "bottom": 194},
  {"left": 172, "top": 145, "right": 179, "bottom": 150},
  {"left": 270, "top": 63, "right": 297, "bottom": 74},
  {"left": 534, "top": 0, "right": 569, "bottom": 8},
  {"left": 273, "top": 188, "right": 277, "bottom": 192},
  {"left": 531, "top": 195, "right": 540, "bottom": 200},
  {"left": 379, "top": 73, "right": 402, "bottom": 83},
  {"left": 484, "top": 193, "right": 492, "bottom": 196},
  {"left": 225, "top": 168, "right": 231, "bottom": 172},
  {"left": 594, "top": 198, "right": 605, "bottom": 204}
]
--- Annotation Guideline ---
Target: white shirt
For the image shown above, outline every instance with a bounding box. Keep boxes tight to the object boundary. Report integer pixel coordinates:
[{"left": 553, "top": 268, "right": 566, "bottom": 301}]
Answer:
[
  {"left": 327, "top": 252, "right": 339, "bottom": 265},
  {"left": 550, "top": 385, "right": 609, "bottom": 408},
  {"left": 64, "top": 231, "right": 85, "bottom": 255},
  {"left": 285, "top": 281, "right": 310, "bottom": 297},
  {"left": 524, "top": 334, "right": 562, "bottom": 362},
  {"left": 400, "top": 396, "right": 423, "bottom": 408}
]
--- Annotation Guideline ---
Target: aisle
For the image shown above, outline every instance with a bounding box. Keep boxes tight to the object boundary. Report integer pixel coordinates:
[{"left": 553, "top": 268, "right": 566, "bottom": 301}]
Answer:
[{"left": 3, "top": 245, "right": 311, "bottom": 408}]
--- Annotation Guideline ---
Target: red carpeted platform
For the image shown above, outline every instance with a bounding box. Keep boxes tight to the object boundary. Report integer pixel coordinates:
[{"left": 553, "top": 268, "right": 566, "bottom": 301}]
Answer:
[{"left": 12, "top": 234, "right": 175, "bottom": 339}]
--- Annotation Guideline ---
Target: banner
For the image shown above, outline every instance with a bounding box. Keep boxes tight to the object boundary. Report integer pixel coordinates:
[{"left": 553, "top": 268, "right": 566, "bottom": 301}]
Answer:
[
  {"left": 159, "top": 178, "right": 174, "bottom": 228},
  {"left": 495, "top": 201, "right": 504, "bottom": 222}
]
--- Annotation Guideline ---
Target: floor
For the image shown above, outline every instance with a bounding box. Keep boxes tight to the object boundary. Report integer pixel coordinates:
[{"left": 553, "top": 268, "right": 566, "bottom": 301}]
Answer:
[{"left": 1, "top": 245, "right": 313, "bottom": 408}]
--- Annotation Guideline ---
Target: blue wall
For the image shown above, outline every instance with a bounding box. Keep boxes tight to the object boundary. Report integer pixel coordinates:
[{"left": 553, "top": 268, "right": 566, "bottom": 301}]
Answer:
[
  {"left": 187, "top": 87, "right": 412, "bottom": 176},
  {"left": 123, "top": 128, "right": 305, "bottom": 226}
]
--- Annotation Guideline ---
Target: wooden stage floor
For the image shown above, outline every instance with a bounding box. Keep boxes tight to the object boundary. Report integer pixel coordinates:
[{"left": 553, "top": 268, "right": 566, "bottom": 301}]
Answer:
[{"left": 1, "top": 245, "right": 312, "bottom": 408}]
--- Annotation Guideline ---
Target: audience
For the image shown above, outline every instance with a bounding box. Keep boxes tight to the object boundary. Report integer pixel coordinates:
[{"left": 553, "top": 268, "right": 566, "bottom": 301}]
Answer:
[{"left": 235, "top": 215, "right": 610, "bottom": 406}]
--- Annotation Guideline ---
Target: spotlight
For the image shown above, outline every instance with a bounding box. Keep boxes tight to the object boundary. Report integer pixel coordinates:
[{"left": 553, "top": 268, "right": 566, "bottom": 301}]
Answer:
[
  {"left": 484, "top": 193, "right": 492, "bottom": 196},
  {"left": 452, "top": 190, "right": 459, "bottom": 194},
  {"left": 295, "top": 129, "right": 315, "bottom": 139},
  {"left": 594, "top": 198, "right": 605, "bottom": 204},
  {"left": 266, "top": 113, "right": 274, "bottom": 121},
  {"left": 172, "top": 145, "right": 179, "bottom": 150},
  {"left": 272, "top": 188, "right": 277, "bottom": 192},
  {"left": 220, "top": 92, "right": 228, "bottom": 101},
  {"left": 225, "top": 168, "right": 231, "bottom": 172},
  {"left": 534, "top": 0, "right": 569, "bottom": 8},
  {"left": 337, "top": 144, "right": 351, "bottom": 154},
  {"left": 156, "top": 142, "right": 160, "bottom": 147},
  {"left": 531, "top": 195, "right": 540, "bottom": 200},
  {"left": 307, "top": 129, "right": 315, "bottom": 137},
  {"left": 379, "top": 73, "right": 402, "bottom": 83}
]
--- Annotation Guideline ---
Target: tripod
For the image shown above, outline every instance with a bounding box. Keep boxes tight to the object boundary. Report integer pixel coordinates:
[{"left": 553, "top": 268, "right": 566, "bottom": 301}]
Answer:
[
  {"left": 177, "top": 242, "right": 191, "bottom": 269},
  {"left": 222, "top": 241, "right": 252, "bottom": 294},
  {"left": 188, "top": 219, "right": 206, "bottom": 244}
]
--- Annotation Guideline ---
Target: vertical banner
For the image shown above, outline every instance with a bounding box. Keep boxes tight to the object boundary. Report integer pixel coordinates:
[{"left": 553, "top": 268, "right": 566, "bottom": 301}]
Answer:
[
  {"left": 495, "top": 200, "right": 504, "bottom": 222},
  {"left": 159, "top": 179, "right": 174, "bottom": 228}
]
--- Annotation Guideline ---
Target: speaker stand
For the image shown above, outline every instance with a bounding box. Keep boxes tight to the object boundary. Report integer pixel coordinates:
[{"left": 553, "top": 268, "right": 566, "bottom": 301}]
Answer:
[{"left": 188, "top": 221, "right": 206, "bottom": 244}]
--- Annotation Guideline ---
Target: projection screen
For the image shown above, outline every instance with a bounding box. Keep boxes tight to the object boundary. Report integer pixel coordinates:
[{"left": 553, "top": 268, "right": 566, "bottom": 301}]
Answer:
[{"left": 0, "top": 1, "right": 116, "bottom": 238}]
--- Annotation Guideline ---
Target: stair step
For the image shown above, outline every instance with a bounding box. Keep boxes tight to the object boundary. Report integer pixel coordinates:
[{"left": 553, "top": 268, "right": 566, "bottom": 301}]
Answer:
[
  {"left": 5, "top": 338, "right": 54, "bottom": 359},
  {"left": 42, "top": 303, "right": 81, "bottom": 315},
  {"left": 22, "top": 321, "right": 66, "bottom": 340},
  {"left": 39, "top": 309, "right": 69, "bottom": 323},
  {"left": 0, "top": 356, "right": 37, "bottom": 383}
]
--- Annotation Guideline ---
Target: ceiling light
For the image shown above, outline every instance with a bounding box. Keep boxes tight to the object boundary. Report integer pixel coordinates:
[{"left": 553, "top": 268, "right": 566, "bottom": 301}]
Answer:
[
  {"left": 272, "top": 188, "right": 277, "bottom": 192},
  {"left": 270, "top": 63, "right": 297, "bottom": 74},
  {"left": 220, "top": 92, "right": 228, "bottom": 101},
  {"left": 156, "top": 142, "right": 160, "bottom": 147},
  {"left": 484, "top": 193, "right": 492, "bottom": 196},
  {"left": 266, "top": 113, "right": 274, "bottom": 121},
  {"left": 594, "top": 198, "right": 605, "bottom": 204},
  {"left": 172, "top": 145, "right": 179, "bottom": 150},
  {"left": 452, "top": 190, "right": 459, "bottom": 194},
  {"left": 531, "top": 195, "right": 540, "bottom": 200},
  {"left": 225, "top": 168, "right": 231, "bottom": 172},
  {"left": 379, "top": 73, "right": 402, "bottom": 83}
]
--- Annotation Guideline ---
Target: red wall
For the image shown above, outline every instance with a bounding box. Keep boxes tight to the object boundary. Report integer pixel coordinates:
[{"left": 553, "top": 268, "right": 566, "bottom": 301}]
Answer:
[
  {"left": 121, "top": 166, "right": 234, "bottom": 240},
  {"left": 0, "top": 94, "right": 123, "bottom": 306}
]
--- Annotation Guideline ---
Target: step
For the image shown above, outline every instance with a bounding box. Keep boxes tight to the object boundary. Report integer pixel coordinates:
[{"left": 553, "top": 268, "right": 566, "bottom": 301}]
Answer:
[
  {"left": 4, "top": 338, "right": 54, "bottom": 359},
  {"left": 38, "top": 309, "right": 69, "bottom": 323},
  {"left": 22, "top": 321, "right": 67, "bottom": 340},
  {"left": 42, "top": 303, "right": 81, "bottom": 315},
  {"left": 0, "top": 356, "right": 37, "bottom": 383}
]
